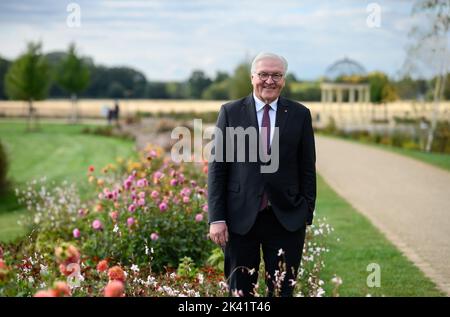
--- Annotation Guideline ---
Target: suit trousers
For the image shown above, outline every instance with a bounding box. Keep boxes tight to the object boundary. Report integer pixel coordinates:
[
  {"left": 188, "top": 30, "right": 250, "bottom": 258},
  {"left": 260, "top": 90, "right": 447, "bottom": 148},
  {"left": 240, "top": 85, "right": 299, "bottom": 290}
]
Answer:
[{"left": 224, "top": 206, "right": 306, "bottom": 297}]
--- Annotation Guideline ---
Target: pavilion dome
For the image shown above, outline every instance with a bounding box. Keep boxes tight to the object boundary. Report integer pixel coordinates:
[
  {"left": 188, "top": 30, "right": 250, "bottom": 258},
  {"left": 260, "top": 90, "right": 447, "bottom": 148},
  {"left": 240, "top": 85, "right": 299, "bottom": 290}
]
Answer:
[{"left": 324, "top": 57, "right": 367, "bottom": 82}]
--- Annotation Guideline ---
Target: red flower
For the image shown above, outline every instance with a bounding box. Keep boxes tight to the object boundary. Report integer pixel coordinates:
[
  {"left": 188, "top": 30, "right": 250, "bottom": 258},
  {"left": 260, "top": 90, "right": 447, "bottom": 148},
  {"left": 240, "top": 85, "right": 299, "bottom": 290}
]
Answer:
[
  {"left": 53, "top": 281, "right": 71, "bottom": 297},
  {"left": 104, "top": 280, "right": 125, "bottom": 297},
  {"left": 59, "top": 263, "right": 76, "bottom": 276},
  {"left": 34, "top": 289, "right": 58, "bottom": 297},
  {"left": 97, "top": 260, "right": 109, "bottom": 273},
  {"left": 0, "top": 259, "right": 9, "bottom": 281},
  {"left": 108, "top": 266, "right": 126, "bottom": 282},
  {"left": 88, "top": 165, "right": 95, "bottom": 173}
]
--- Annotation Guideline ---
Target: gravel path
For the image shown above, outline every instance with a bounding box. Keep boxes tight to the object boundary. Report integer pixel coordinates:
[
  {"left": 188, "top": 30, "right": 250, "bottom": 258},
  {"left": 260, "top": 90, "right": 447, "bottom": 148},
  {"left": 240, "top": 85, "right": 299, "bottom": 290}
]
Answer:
[{"left": 316, "top": 135, "right": 450, "bottom": 296}]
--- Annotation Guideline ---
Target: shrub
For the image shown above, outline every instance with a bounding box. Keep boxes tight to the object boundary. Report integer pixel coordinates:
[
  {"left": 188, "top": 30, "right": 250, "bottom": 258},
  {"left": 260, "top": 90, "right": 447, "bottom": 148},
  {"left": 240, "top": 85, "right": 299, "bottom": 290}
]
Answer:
[
  {"left": 402, "top": 141, "right": 421, "bottom": 151},
  {"left": 19, "top": 145, "right": 212, "bottom": 273},
  {"left": 0, "top": 140, "right": 9, "bottom": 195},
  {"left": 81, "top": 126, "right": 135, "bottom": 141},
  {"left": 391, "top": 131, "right": 411, "bottom": 148},
  {"left": 432, "top": 120, "right": 450, "bottom": 154},
  {"left": 323, "top": 116, "right": 337, "bottom": 134}
]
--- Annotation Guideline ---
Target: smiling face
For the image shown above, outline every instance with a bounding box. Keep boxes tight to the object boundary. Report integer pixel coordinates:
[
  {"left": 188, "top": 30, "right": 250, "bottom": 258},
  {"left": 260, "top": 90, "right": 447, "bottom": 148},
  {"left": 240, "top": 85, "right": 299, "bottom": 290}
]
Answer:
[{"left": 251, "top": 58, "right": 286, "bottom": 104}]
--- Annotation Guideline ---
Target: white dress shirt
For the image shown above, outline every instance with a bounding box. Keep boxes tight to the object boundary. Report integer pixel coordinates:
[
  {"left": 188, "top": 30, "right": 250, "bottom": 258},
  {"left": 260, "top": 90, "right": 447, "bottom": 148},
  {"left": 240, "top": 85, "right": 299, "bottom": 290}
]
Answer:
[{"left": 253, "top": 93, "right": 278, "bottom": 146}]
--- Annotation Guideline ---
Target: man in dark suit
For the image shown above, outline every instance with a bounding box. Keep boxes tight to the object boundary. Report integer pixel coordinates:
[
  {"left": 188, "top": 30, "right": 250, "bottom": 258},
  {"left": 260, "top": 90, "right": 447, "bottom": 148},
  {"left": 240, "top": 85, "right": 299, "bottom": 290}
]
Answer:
[{"left": 207, "top": 52, "right": 316, "bottom": 297}]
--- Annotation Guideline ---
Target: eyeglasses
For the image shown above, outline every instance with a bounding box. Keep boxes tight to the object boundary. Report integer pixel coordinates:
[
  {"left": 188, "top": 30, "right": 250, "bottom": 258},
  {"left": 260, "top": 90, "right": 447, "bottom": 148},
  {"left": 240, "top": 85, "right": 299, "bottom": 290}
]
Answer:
[{"left": 255, "top": 72, "right": 284, "bottom": 82}]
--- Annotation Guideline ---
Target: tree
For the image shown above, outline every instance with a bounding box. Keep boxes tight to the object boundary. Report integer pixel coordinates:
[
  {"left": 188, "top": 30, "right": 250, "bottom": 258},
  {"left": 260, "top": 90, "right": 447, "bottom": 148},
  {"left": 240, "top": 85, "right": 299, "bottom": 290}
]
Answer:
[
  {"left": 82, "top": 66, "right": 147, "bottom": 99},
  {"left": 0, "top": 57, "right": 11, "bottom": 100},
  {"left": 404, "top": 0, "right": 450, "bottom": 152},
  {"left": 213, "top": 71, "right": 230, "bottom": 83},
  {"left": 4, "top": 42, "right": 51, "bottom": 131},
  {"left": 57, "top": 43, "right": 90, "bottom": 122},
  {"left": 146, "top": 82, "right": 170, "bottom": 99},
  {"left": 367, "top": 72, "right": 397, "bottom": 103},
  {"left": 107, "top": 81, "right": 126, "bottom": 99},
  {"left": 394, "top": 76, "right": 430, "bottom": 100},
  {"left": 281, "top": 72, "right": 297, "bottom": 99},
  {"left": 187, "top": 70, "right": 212, "bottom": 99},
  {"left": 367, "top": 72, "right": 398, "bottom": 122},
  {"left": 202, "top": 79, "right": 230, "bottom": 100},
  {"left": 229, "top": 63, "right": 252, "bottom": 99}
]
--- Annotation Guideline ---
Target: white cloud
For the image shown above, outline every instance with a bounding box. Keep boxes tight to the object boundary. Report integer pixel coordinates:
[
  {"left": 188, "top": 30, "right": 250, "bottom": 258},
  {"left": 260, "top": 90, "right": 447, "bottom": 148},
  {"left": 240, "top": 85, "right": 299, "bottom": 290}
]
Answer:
[{"left": 0, "top": 0, "right": 419, "bottom": 80}]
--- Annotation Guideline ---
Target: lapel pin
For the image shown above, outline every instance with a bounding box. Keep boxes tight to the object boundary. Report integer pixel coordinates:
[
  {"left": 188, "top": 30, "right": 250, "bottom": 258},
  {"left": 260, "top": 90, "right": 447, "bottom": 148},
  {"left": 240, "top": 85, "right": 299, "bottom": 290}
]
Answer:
[{"left": 285, "top": 109, "right": 287, "bottom": 113}]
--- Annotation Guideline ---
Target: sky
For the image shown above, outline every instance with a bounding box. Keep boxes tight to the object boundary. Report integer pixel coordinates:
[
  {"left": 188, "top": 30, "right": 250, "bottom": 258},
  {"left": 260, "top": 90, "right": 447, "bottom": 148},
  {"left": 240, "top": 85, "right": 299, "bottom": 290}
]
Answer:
[{"left": 0, "top": 0, "right": 426, "bottom": 81}]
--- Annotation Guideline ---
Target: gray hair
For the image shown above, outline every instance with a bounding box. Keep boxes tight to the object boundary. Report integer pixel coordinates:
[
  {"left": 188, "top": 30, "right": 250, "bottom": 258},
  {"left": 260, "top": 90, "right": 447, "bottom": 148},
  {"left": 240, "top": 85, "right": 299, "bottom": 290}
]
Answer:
[{"left": 250, "top": 52, "right": 288, "bottom": 75}]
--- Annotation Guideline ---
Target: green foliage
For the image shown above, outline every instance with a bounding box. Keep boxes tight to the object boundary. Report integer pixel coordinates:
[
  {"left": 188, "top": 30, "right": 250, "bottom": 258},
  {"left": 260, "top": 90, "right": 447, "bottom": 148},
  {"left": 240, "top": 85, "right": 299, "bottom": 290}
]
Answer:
[
  {"left": 367, "top": 71, "right": 398, "bottom": 103},
  {"left": 0, "top": 140, "right": 9, "bottom": 195},
  {"left": 17, "top": 145, "right": 213, "bottom": 273},
  {"left": 229, "top": 63, "right": 252, "bottom": 99},
  {"left": 81, "top": 126, "right": 135, "bottom": 141},
  {"left": 187, "top": 70, "right": 212, "bottom": 99},
  {"left": 177, "top": 256, "right": 199, "bottom": 279},
  {"left": 323, "top": 116, "right": 338, "bottom": 134},
  {"left": 56, "top": 43, "right": 90, "bottom": 96},
  {"left": 394, "top": 76, "right": 430, "bottom": 100},
  {"left": 431, "top": 120, "right": 450, "bottom": 153},
  {"left": 206, "top": 247, "right": 224, "bottom": 272},
  {"left": 4, "top": 42, "right": 51, "bottom": 101},
  {"left": 165, "top": 82, "right": 189, "bottom": 99},
  {"left": 0, "top": 57, "right": 11, "bottom": 100},
  {"left": 83, "top": 66, "right": 147, "bottom": 99},
  {"left": 334, "top": 74, "right": 368, "bottom": 84},
  {"left": 289, "top": 81, "right": 321, "bottom": 101},
  {"left": 202, "top": 80, "right": 230, "bottom": 100},
  {"left": 402, "top": 140, "right": 421, "bottom": 151}
]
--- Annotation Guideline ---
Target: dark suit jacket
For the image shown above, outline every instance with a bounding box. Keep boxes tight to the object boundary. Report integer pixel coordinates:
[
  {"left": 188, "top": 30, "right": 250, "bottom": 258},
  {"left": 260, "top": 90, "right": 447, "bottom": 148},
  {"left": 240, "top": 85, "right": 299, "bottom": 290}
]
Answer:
[{"left": 207, "top": 94, "right": 316, "bottom": 235}]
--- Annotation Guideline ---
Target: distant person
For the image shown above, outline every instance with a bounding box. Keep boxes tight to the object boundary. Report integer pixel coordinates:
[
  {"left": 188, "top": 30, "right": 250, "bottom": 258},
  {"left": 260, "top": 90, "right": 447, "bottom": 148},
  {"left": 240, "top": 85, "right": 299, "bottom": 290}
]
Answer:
[
  {"left": 113, "top": 99, "right": 120, "bottom": 125},
  {"left": 105, "top": 100, "right": 120, "bottom": 126},
  {"left": 107, "top": 106, "right": 113, "bottom": 125}
]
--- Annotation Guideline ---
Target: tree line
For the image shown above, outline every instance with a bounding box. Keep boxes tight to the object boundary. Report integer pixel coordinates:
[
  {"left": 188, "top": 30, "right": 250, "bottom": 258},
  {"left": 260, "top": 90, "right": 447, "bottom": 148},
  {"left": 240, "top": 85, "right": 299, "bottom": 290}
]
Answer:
[{"left": 1, "top": 41, "right": 450, "bottom": 105}]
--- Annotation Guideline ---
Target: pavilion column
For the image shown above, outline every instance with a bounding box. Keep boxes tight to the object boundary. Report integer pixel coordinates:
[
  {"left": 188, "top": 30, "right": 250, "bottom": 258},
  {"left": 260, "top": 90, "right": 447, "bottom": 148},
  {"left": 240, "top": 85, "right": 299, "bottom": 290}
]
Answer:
[
  {"left": 337, "top": 88, "right": 343, "bottom": 103},
  {"left": 349, "top": 88, "right": 355, "bottom": 103},
  {"left": 358, "top": 88, "right": 364, "bottom": 103},
  {"left": 365, "top": 87, "right": 371, "bottom": 103}
]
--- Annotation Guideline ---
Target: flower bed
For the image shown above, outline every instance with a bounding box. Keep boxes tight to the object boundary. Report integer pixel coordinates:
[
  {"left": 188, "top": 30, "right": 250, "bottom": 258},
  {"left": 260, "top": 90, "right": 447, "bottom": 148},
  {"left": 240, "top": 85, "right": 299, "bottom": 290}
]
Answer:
[{"left": 0, "top": 145, "right": 340, "bottom": 297}]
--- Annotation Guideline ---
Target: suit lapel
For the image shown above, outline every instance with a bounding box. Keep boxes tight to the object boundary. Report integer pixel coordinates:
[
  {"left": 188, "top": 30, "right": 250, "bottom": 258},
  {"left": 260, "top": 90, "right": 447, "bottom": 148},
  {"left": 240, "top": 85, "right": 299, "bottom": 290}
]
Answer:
[
  {"left": 243, "top": 94, "right": 262, "bottom": 164},
  {"left": 243, "top": 94, "right": 259, "bottom": 133},
  {"left": 275, "top": 96, "right": 289, "bottom": 137}
]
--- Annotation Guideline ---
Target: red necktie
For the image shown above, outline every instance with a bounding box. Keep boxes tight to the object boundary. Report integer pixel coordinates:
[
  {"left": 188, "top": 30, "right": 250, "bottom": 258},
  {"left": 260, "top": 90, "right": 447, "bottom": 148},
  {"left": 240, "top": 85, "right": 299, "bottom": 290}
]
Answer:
[{"left": 260, "top": 104, "right": 270, "bottom": 210}]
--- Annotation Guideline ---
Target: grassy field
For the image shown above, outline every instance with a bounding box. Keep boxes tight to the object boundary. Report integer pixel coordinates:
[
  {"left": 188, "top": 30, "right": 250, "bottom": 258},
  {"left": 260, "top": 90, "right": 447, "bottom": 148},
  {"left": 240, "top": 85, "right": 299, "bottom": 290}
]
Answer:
[
  {"left": 317, "top": 174, "right": 444, "bottom": 296},
  {"left": 0, "top": 121, "right": 137, "bottom": 242},
  {"left": 316, "top": 132, "right": 450, "bottom": 172}
]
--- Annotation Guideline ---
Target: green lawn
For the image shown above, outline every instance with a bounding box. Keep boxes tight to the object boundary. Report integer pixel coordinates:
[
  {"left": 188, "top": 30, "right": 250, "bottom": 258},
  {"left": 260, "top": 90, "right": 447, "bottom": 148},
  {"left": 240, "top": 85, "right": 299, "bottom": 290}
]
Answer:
[
  {"left": 316, "top": 132, "right": 450, "bottom": 172},
  {"left": 317, "top": 174, "right": 444, "bottom": 296},
  {"left": 0, "top": 121, "right": 137, "bottom": 242}
]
